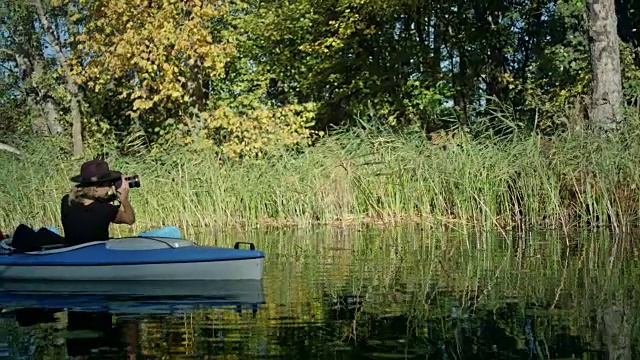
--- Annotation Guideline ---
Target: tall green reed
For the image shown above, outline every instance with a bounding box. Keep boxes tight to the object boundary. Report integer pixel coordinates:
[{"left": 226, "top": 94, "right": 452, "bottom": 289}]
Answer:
[{"left": 2, "top": 123, "right": 640, "bottom": 233}]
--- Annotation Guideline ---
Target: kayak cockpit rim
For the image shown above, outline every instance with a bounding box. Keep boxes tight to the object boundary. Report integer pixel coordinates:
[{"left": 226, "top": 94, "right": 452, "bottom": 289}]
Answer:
[{"left": 0, "top": 236, "right": 198, "bottom": 255}]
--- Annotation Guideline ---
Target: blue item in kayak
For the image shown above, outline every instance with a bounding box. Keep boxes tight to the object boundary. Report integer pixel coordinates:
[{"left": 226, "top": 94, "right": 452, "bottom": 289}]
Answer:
[
  {"left": 138, "top": 226, "right": 182, "bottom": 239},
  {"left": 39, "top": 226, "right": 61, "bottom": 235}
]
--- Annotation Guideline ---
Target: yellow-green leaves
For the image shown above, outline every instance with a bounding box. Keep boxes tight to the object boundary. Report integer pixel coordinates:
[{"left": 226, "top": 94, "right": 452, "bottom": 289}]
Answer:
[
  {"left": 206, "top": 102, "right": 318, "bottom": 158},
  {"left": 70, "top": 0, "right": 323, "bottom": 158},
  {"left": 73, "top": 0, "right": 234, "bottom": 117}
]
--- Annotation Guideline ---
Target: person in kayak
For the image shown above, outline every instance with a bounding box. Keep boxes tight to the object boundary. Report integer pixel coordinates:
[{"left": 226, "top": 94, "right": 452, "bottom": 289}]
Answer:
[{"left": 61, "top": 159, "right": 136, "bottom": 245}]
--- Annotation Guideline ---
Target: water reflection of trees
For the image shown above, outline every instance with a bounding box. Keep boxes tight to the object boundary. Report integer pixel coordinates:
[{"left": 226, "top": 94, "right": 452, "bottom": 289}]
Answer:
[
  {"left": 2, "top": 227, "right": 639, "bottom": 358},
  {"left": 311, "top": 230, "right": 640, "bottom": 359}
]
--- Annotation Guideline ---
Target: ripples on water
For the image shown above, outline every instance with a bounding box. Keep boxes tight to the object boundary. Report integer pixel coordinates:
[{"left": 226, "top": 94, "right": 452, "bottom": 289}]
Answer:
[{"left": 0, "top": 226, "right": 638, "bottom": 359}]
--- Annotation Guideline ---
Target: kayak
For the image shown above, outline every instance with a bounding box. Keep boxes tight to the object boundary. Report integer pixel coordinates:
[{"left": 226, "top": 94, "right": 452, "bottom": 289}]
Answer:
[
  {"left": 0, "top": 235, "right": 265, "bottom": 281},
  {"left": 0, "top": 279, "right": 265, "bottom": 315}
]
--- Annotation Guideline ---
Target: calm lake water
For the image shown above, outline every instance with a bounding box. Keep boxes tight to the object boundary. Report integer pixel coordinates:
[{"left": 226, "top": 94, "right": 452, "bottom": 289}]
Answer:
[{"left": 0, "top": 226, "right": 638, "bottom": 359}]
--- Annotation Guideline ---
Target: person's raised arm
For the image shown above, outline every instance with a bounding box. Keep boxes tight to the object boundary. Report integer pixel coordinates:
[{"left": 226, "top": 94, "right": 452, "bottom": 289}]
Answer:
[{"left": 113, "top": 176, "right": 135, "bottom": 225}]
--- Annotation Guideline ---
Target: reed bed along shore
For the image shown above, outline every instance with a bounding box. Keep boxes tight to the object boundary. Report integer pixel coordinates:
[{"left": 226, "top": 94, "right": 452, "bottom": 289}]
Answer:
[{"left": 2, "top": 126, "right": 640, "bottom": 233}]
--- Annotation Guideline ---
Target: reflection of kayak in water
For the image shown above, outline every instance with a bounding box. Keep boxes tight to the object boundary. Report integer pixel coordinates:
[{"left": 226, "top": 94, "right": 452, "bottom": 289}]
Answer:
[
  {"left": 0, "top": 280, "right": 265, "bottom": 358},
  {"left": 0, "top": 279, "right": 265, "bottom": 315},
  {"left": 7, "top": 308, "right": 141, "bottom": 359}
]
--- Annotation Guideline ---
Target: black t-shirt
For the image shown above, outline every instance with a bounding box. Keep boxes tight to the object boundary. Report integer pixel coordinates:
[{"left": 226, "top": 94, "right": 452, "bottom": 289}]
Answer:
[{"left": 60, "top": 194, "right": 119, "bottom": 245}]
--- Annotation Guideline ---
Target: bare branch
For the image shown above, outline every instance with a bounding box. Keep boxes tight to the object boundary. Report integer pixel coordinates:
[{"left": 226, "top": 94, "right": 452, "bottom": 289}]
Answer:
[
  {"left": 0, "top": 48, "right": 18, "bottom": 57},
  {"left": 0, "top": 48, "right": 24, "bottom": 70}
]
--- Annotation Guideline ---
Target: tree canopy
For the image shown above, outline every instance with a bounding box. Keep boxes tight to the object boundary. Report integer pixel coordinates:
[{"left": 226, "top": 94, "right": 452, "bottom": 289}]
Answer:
[{"left": 1, "top": 0, "right": 638, "bottom": 156}]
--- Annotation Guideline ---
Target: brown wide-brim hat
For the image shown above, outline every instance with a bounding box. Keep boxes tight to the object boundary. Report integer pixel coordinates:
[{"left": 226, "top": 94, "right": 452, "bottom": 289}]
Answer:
[{"left": 70, "top": 159, "right": 122, "bottom": 186}]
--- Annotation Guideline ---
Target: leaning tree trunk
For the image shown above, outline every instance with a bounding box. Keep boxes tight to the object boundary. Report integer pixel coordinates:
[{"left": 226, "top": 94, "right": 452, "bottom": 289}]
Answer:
[
  {"left": 33, "top": 0, "right": 83, "bottom": 156},
  {"left": 588, "top": 0, "right": 623, "bottom": 132}
]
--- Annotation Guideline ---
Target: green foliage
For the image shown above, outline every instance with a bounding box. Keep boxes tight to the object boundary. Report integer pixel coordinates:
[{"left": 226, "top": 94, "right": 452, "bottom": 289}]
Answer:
[
  {"left": 621, "top": 42, "right": 640, "bottom": 100},
  {"left": 1, "top": 0, "right": 639, "bottom": 155}
]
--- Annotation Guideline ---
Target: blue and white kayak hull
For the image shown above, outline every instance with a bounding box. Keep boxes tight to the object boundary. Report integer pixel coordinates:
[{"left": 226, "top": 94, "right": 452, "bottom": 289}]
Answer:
[{"left": 0, "top": 237, "right": 264, "bottom": 281}]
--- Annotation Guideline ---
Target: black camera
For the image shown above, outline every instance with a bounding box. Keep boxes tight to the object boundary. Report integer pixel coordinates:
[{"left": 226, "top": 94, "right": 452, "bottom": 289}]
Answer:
[{"left": 115, "top": 175, "right": 141, "bottom": 189}]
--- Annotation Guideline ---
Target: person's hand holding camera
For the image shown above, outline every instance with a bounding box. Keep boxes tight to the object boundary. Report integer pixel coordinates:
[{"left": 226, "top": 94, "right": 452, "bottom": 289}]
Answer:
[
  {"left": 114, "top": 174, "right": 136, "bottom": 225},
  {"left": 117, "top": 175, "right": 130, "bottom": 200}
]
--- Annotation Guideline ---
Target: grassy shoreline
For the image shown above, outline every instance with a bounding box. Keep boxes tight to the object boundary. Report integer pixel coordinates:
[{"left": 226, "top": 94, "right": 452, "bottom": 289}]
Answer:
[{"left": 2, "top": 127, "right": 640, "bottom": 234}]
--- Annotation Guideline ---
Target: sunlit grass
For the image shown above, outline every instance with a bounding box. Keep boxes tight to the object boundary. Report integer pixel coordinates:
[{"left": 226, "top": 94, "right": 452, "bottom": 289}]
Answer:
[{"left": 2, "top": 125, "right": 640, "bottom": 234}]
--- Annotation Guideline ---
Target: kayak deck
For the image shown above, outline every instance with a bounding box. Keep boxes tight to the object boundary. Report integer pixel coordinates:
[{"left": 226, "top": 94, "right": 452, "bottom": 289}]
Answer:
[
  {"left": 0, "top": 237, "right": 265, "bottom": 281},
  {"left": 0, "top": 240, "right": 264, "bottom": 266}
]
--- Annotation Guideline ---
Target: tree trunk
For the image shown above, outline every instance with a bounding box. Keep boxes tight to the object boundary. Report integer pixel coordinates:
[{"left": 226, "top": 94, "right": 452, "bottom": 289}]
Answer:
[
  {"left": 588, "top": 0, "right": 623, "bottom": 132},
  {"left": 67, "top": 78, "right": 83, "bottom": 155},
  {"left": 454, "top": 51, "right": 469, "bottom": 127},
  {"left": 28, "top": 96, "right": 49, "bottom": 134},
  {"left": 33, "top": 0, "right": 84, "bottom": 156},
  {"left": 43, "top": 99, "right": 63, "bottom": 135},
  {"left": 29, "top": 58, "right": 63, "bottom": 136},
  {"left": 432, "top": 13, "right": 442, "bottom": 76}
]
